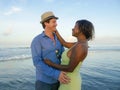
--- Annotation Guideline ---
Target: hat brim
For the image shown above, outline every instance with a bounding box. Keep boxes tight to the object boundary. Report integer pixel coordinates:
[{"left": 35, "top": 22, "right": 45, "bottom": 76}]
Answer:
[{"left": 40, "top": 16, "right": 58, "bottom": 23}]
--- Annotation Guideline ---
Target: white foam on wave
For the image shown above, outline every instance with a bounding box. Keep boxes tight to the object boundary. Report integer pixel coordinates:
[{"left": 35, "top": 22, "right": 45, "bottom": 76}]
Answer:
[{"left": 0, "top": 54, "right": 31, "bottom": 62}]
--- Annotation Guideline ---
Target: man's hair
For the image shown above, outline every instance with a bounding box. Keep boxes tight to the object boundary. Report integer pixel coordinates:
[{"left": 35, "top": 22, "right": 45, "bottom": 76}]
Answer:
[{"left": 41, "top": 18, "right": 53, "bottom": 29}]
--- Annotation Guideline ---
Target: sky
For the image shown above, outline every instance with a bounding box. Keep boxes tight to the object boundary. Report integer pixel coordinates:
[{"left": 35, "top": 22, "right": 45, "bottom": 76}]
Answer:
[{"left": 0, "top": 0, "right": 120, "bottom": 47}]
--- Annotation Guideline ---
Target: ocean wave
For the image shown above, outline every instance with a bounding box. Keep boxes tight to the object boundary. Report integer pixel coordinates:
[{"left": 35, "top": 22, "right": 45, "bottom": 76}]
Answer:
[{"left": 0, "top": 55, "right": 31, "bottom": 62}]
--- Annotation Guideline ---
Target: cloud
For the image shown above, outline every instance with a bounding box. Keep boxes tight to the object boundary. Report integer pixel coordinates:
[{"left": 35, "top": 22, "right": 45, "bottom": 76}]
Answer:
[
  {"left": 4, "top": 6, "right": 22, "bottom": 16},
  {"left": 3, "top": 25, "right": 13, "bottom": 36}
]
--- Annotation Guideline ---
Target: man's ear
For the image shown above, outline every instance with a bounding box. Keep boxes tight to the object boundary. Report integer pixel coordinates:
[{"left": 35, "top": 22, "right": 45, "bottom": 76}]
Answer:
[{"left": 44, "top": 22, "right": 49, "bottom": 26}]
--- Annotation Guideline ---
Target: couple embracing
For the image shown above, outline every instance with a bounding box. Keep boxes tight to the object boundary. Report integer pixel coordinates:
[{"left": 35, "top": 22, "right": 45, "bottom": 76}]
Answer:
[{"left": 31, "top": 11, "right": 94, "bottom": 90}]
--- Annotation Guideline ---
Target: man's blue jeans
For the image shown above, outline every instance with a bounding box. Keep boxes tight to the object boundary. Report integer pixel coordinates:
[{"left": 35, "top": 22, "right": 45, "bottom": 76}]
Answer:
[{"left": 35, "top": 80, "right": 60, "bottom": 90}]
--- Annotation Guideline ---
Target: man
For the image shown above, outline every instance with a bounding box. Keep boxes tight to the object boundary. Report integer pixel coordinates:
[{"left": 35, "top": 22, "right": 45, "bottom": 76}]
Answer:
[{"left": 31, "top": 11, "right": 70, "bottom": 90}]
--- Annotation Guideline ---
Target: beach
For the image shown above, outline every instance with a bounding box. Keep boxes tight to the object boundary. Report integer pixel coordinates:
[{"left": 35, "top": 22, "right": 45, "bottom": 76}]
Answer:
[{"left": 0, "top": 45, "right": 120, "bottom": 90}]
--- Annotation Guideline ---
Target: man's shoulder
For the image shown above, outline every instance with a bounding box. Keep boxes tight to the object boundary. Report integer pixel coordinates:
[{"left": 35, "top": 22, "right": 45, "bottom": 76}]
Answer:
[
  {"left": 31, "top": 33, "right": 43, "bottom": 43},
  {"left": 35, "top": 33, "right": 42, "bottom": 39},
  {"left": 33, "top": 33, "right": 43, "bottom": 40}
]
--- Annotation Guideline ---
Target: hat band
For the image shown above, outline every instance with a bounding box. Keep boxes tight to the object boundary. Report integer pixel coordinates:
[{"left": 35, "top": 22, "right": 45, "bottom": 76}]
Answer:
[{"left": 40, "top": 16, "right": 58, "bottom": 23}]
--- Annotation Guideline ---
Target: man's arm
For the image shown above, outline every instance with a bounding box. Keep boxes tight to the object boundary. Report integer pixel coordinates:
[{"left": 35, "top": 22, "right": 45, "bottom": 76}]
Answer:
[
  {"left": 31, "top": 39, "right": 60, "bottom": 79},
  {"left": 31, "top": 39, "right": 70, "bottom": 83}
]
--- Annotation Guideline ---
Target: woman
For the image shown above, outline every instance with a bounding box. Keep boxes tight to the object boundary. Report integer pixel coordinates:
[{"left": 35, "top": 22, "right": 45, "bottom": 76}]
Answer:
[{"left": 44, "top": 19, "right": 95, "bottom": 90}]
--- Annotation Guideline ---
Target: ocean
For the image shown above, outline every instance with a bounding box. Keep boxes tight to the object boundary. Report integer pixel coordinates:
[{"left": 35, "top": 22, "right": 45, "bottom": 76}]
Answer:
[{"left": 0, "top": 45, "right": 120, "bottom": 90}]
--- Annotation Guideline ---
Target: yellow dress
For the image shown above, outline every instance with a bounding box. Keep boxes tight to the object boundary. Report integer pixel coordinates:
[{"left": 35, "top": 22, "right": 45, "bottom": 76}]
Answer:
[{"left": 59, "top": 49, "right": 82, "bottom": 90}]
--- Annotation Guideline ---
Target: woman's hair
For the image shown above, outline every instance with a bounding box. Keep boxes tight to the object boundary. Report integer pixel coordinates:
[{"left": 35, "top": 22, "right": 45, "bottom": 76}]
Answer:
[{"left": 76, "top": 19, "right": 95, "bottom": 41}]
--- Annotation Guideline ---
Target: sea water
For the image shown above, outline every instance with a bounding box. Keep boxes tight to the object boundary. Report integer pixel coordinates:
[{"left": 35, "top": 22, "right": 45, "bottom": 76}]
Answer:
[{"left": 0, "top": 45, "right": 120, "bottom": 90}]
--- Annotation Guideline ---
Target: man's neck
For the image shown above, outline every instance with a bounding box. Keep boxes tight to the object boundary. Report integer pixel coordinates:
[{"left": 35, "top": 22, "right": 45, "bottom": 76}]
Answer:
[
  {"left": 44, "top": 30, "right": 56, "bottom": 45},
  {"left": 44, "top": 29, "right": 54, "bottom": 40}
]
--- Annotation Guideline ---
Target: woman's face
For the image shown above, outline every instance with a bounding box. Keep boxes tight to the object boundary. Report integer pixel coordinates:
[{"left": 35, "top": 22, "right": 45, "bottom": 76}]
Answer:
[{"left": 72, "top": 23, "right": 80, "bottom": 37}]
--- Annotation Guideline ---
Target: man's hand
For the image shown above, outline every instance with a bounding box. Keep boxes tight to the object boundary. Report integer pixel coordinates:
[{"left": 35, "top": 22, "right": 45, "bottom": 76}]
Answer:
[{"left": 58, "top": 71, "right": 70, "bottom": 84}]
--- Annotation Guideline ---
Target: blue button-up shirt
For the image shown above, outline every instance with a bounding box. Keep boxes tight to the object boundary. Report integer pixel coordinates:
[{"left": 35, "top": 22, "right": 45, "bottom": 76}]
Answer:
[{"left": 31, "top": 32, "right": 64, "bottom": 84}]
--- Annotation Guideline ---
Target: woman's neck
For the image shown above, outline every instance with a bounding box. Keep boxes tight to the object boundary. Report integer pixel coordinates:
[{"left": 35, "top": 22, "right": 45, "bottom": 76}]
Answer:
[{"left": 77, "top": 35, "right": 87, "bottom": 43}]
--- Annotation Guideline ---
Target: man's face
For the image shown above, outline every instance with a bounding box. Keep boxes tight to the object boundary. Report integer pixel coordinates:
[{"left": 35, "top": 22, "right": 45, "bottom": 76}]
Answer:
[{"left": 45, "top": 18, "right": 57, "bottom": 32}]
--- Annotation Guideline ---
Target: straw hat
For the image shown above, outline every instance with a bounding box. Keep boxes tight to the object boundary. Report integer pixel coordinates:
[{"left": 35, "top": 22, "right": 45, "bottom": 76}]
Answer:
[{"left": 40, "top": 11, "right": 58, "bottom": 23}]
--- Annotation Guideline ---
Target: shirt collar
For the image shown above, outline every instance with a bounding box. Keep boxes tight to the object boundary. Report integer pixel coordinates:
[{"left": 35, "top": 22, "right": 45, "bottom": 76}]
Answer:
[
  {"left": 41, "top": 31, "right": 47, "bottom": 37},
  {"left": 41, "top": 31, "right": 57, "bottom": 39}
]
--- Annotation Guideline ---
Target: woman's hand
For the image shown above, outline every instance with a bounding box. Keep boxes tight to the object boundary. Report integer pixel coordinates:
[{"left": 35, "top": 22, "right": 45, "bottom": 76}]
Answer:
[{"left": 44, "top": 59, "right": 53, "bottom": 66}]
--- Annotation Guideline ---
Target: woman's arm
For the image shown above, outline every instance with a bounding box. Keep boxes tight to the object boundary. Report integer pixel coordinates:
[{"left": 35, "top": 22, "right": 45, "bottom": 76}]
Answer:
[
  {"left": 55, "top": 30, "right": 76, "bottom": 48},
  {"left": 44, "top": 58, "right": 71, "bottom": 72},
  {"left": 44, "top": 44, "right": 87, "bottom": 72}
]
